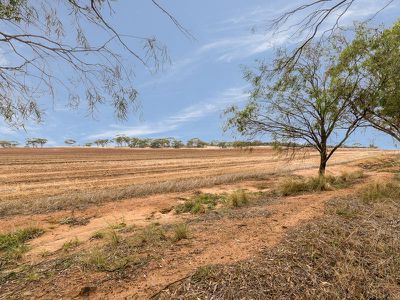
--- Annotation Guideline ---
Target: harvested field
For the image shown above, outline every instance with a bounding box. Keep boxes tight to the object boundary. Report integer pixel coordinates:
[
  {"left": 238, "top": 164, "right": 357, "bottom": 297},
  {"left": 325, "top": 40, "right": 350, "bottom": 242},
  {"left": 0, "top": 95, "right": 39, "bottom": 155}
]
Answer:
[
  {"left": 0, "top": 147, "right": 388, "bottom": 216},
  {"left": 0, "top": 148, "right": 399, "bottom": 300}
]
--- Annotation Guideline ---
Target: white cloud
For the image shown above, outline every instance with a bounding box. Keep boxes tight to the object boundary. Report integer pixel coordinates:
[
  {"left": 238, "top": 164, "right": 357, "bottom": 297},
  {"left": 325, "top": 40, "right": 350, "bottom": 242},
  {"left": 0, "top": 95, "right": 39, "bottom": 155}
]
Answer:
[
  {"left": 0, "top": 126, "right": 15, "bottom": 135},
  {"left": 87, "top": 86, "right": 249, "bottom": 139}
]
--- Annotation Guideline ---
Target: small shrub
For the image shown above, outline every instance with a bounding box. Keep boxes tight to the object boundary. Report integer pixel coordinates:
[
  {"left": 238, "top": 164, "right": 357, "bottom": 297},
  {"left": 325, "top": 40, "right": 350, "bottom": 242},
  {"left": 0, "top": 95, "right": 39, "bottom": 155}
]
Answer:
[
  {"left": 107, "top": 230, "right": 120, "bottom": 245},
  {"left": 175, "top": 194, "right": 219, "bottom": 214},
  {"left": 135, "top": 224, "right": 167, "bottom": 245},
  {"left": 192, "top": 265, "right": 216, "bottom": 282},
  {"left": 110, "top": 222, "right": 126, "bottom": 230},
  {"left": 91, "top": 231, "right": 105, "bottom": 240},
  {"left": 0, "top": 227, "right": 44, "bottom": 259},
  {"left": 173, "top": 223, "right": 189, "bottom": 241},
  {"left": 82, "top": 248, "right": 107, "bottom": 271},
  {"left": 59, "top": 216, "right": 90, "bottom": 226},
  {"left": 277, "top": 177, "right": 314, "bottom": 196},
  {"left": 336, "top": 207, "right": 358, "bottom": 219},
  {"left": 62, "top": 238, "right": 81, "bottom": 251},
  {"left": 227, "top": 190, "right": 249, "bottom": 207}
]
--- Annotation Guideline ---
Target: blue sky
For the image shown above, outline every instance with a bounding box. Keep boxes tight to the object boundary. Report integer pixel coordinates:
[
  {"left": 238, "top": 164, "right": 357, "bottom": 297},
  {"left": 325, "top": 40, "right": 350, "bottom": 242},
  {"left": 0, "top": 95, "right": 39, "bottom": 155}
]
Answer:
[{"left": 1, "top": 0, "right": 399, "bottom": 148}]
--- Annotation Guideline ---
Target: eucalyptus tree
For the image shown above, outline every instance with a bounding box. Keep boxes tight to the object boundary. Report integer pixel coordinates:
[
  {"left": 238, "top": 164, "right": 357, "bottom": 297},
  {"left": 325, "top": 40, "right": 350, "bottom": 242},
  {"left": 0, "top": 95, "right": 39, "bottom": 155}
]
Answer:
[
  {"left": 137, "top": 138, "right": 150, "bottom": 148},
  {"left": 171, "top": 139, "right": 184, "bottom": 148},
  {"left": 94, "top": 139, "right": 109, "bottom": 147},
  {"left": 334, "top": 21, "right": 400, "bottom": 142},
  {"left": 0, "top": 141, "right": 11, "bottom": 148},
  {"left": 187, "top": 138, "right": 207, "bottom": 148},
  {"left": 128, "top": 137, "right": 141, "bottom": 148},
  {"left": 225, "top": 37, "right": 366, "bottom": 176},
  {"left": 0, "top": 0, "right": 187, "bottom": 127},
  {"left": 114, "top": 135, "right": 126, "bottom": 147},
  {"left": 26, "top": 138, "right": 47, "bottom": 148},
  {"left": 36, "top": 138, "right": 48, "bottom": 148}
]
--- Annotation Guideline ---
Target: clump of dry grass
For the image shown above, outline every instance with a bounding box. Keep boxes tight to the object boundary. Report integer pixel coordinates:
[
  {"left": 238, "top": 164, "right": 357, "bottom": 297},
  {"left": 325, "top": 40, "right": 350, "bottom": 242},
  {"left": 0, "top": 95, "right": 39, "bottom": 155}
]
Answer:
[
  {"left": 227, "top": 189, "right": 249, "bottom": 207},
  {"left": 155, "top": 178, "right": 400, "bottom": 299},
  {"left": 59, "top": 215, "right": 90, "bottom": 227},
  {"left": 175, "top": 190, "right": 253, "bottom": 215},
  {"left": 276, "top": 171, "right": 364, "bottom": 196},
  {"left": 175, "top": 194, "right": 220, "bottom": 214},
  {"left": 0, "top": 227, "right": 44, "bottom": 263},
  {"left": 172, "top": 223, "right": 189, "bottom": 241}
]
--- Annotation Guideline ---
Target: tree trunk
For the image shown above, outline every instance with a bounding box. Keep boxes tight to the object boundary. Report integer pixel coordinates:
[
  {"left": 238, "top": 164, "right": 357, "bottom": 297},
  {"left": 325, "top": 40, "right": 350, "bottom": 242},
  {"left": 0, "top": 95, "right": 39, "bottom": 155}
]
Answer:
[{"left": 319, "top": 153, "right": 327, "bottom": 177}]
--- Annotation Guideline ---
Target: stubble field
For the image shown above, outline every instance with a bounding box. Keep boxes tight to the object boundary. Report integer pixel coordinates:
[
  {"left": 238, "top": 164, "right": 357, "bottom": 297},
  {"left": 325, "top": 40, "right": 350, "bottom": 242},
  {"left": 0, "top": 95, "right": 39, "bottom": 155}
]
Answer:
[{"left": 0, "top": 147, "right": 385, "bottom": 216}]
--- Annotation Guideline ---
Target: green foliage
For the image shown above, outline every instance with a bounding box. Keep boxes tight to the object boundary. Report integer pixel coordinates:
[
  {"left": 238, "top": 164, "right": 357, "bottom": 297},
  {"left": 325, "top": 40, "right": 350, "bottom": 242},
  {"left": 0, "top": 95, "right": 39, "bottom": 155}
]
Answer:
[
  {"left": 0, "top": 0, "right": 24, "bottom": 21},
  {"left": 225, "top": 36, "right": 364, "bottom": 176},
  {"left": 0, "top": 227, "right": 44, "bottom": 259},
  {"left": 175, "top": 193, "right": 220, "bottom": 214},
  {"left": 335, "top": 21, "right": 400, "bottom": 141},
  {"left": 26, "top": 138, "right": 47, "bottom": 148},
  {"left": 93, "top": 139, "right": 110, "bottom": 147},
  {"left": 62, "top": 238, "right": 81, "bottom": 251},
  {"left": 187, "top": 138, "right": 208, "bottom": 148},
  {"left": 0, "top": 140, "right": 18, "bottom": 148}
]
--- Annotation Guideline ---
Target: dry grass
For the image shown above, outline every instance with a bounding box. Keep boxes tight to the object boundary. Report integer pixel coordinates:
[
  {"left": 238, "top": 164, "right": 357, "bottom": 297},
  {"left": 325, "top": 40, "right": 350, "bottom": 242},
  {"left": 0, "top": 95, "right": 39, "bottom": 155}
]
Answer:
[
  {"left": 172, "top": 223, "right": 189, "bottom": 241},
  {"left": 276, "top": 171, "right": 365, "bottom": 196},
  {"left": 155, "top": 178, "right": 400, "bottom": 299},
  {"left": 175, "top": 190, "right": 253, "bottom": 215},
  {"left": 0, "top": 227, "right": 44, "bottom": 265}
]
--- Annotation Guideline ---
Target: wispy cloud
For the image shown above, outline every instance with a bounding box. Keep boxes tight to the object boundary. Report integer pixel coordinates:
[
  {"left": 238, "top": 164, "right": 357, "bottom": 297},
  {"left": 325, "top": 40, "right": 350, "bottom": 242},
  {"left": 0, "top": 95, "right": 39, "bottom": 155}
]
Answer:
[
  {"left": 0, "top": 126, "right": 15, "bottom": 135},
  {"left": 199, "top": 32, "right": 290, "bottom": 62},
  {"left": 87, "top": 86, "right": 249, "bottom": 139}
]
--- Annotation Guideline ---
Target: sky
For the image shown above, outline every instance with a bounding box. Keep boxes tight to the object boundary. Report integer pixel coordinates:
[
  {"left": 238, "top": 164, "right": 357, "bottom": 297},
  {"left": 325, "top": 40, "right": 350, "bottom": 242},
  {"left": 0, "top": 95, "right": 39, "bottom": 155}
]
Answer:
[{"left": 1, "top": 0, "right": 399, "bottom": 148}]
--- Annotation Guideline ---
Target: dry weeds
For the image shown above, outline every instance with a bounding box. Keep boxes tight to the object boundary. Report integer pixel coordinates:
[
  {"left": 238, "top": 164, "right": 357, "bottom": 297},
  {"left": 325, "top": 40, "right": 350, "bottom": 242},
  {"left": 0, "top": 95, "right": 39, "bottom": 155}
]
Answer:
[{"left": 154, "top": 177, "right": 400, "bottom": 299}]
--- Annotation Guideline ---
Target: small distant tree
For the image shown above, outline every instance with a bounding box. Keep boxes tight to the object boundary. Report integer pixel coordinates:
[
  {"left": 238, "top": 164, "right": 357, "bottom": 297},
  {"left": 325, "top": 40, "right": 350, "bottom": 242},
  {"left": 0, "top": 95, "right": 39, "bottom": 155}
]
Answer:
[
  {"left": 137, "top": 138, "right": 150, "bottom": 148},
  {"left": 37, "top": 138, "right": 48, "bottom": 148},
  {"left": 26, "top": 138, "right": 47, "bottom": 148},
  {"left": 94, "top": 139, "right": 109, "bottom": 147},
  {"left": 114, "top": 135, "right": 130, "bottom": 147},
  {"left": 9, "top": 141, "right": 19, "bottom": 148},
  {"left": 84, "top": 142, "right": 93, "bottom": 147},
  {"left": 226, "top": 38, "right": 366, "bottom": 176},
  {"left": 187, "top": 138, "right": 207, "bottom": 148},
  {"left": 64, "top": 139, "right": 76, "bottom": 146},
  {"left": 171, "top": 139, "right": 184, "bottom": 148},
  {"left": 0, "top": 141, "right": 11, "bottom": 148},
  {"left": 128, "top": 137, "right": 140, "bottom": 148},
  {"left": 26, "top": 139, "right": 35, "bottom": 148},
  {"left": 150, "top": 139, "right": 162, "bottom": 148}
]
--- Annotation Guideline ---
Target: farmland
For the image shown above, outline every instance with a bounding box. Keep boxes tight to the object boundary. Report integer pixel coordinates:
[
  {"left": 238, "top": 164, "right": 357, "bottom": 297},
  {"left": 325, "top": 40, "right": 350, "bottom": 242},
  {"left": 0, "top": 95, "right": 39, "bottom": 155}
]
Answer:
[
  {"left": 0, "top": 147, "right": 385, "bottom": 216},
  {"left": 0, "top": 147, "right": 399, "bottom": 299}
]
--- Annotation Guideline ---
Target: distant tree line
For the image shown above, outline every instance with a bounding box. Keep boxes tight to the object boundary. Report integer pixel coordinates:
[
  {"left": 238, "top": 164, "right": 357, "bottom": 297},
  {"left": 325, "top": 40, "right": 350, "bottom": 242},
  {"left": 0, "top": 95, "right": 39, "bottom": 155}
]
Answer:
[{"left": 0, "top": 135, "right": 376, "bottom": 150}]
